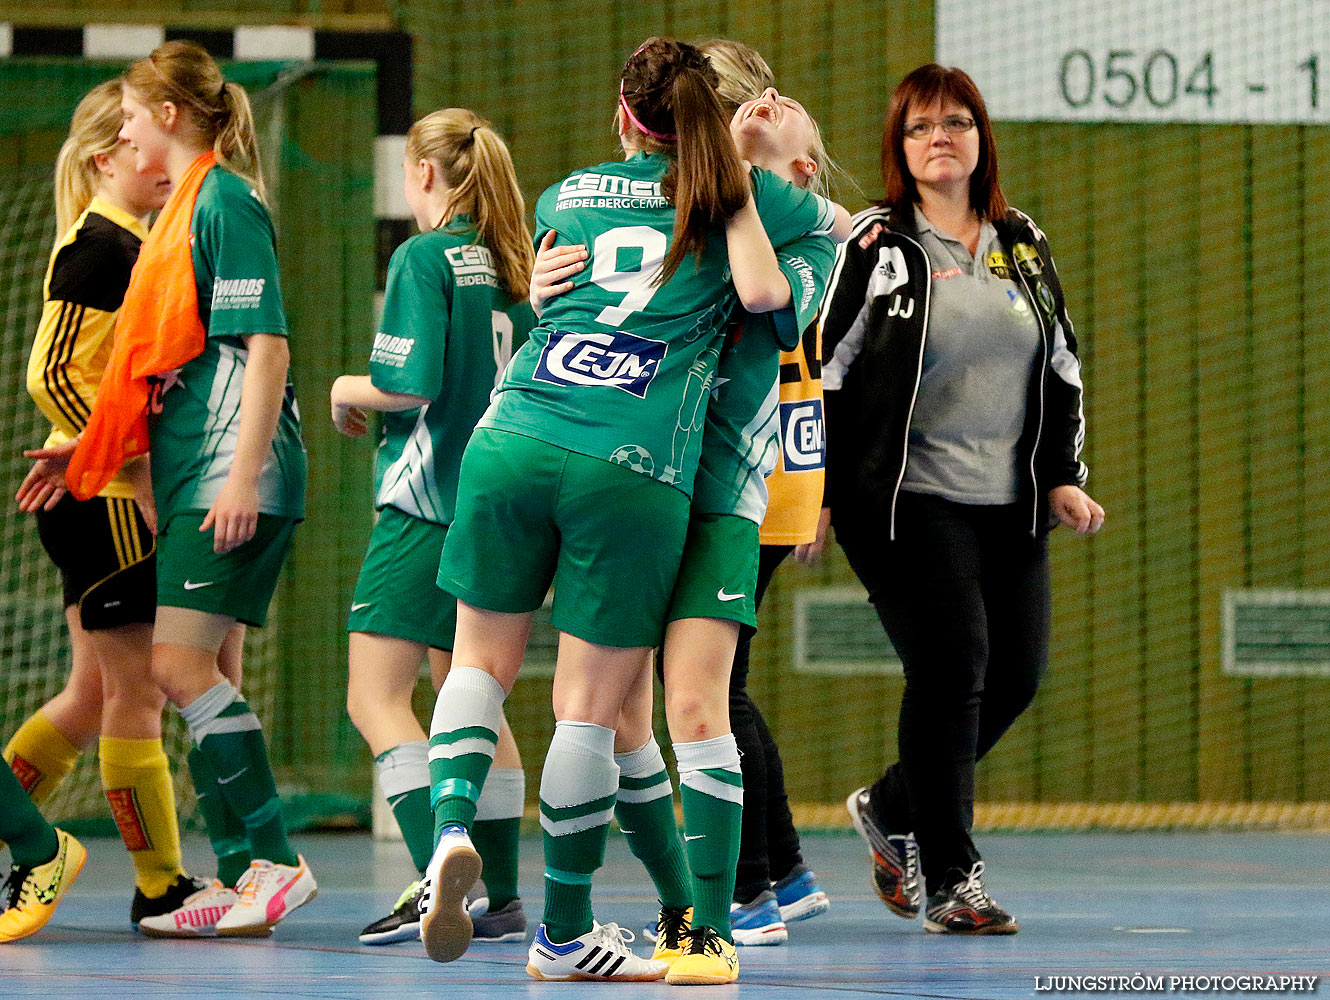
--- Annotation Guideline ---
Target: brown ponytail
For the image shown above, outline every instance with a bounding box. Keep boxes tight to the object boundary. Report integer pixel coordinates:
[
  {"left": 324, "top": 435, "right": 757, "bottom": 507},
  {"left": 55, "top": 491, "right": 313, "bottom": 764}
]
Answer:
[
  {"left": 406, "top": 108, "right": 534, "bottom": 302},
  {"left": 619, "top": 37, "right": 748, "bottom": 284},
  {"left": 124, "top": 40, "right": 267, "bottom": 202}
]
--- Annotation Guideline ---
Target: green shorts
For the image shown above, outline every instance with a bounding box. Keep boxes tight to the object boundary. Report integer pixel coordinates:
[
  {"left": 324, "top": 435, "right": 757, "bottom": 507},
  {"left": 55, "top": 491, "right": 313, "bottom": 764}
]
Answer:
[
  {"left": 666, "top": 513, "right": 760, "bottom": 627},
  {"left": 349, "top": 505, "right": 457, "bottom": 650},
  {"left": 155, "top": 512, "right": 297, "bottom": 628},
  {"left": 438, "top": 427, "right": 690, "bottom": 648}
]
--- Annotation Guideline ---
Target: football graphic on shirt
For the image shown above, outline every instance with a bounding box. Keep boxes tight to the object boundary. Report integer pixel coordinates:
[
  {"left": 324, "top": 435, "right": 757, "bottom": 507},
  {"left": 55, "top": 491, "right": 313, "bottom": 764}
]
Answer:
[{"left": 609, "top": 444, "right": 655, "bottom": 477}]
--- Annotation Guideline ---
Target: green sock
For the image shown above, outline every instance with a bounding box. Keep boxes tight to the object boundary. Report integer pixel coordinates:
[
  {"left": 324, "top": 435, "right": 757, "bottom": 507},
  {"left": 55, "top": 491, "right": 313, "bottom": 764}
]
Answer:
[
  {"left": 472, "top": 817, "right": 521, "bottom": 909},
  {"left": 472, "top": 765, "right": 524, "bottom": 909},
  {"left": 428, "top": 667, "right": 504, "bottom": 839},
  {"left": 675, "top": 736, "right": 743, "bottom": 943},
  {"left": 181, "top": 682, "right": 297, "bottom": 868},
  {"left": 375, "top": 742, "right": 434, "bottom": 874},
  {"left": 540, "top": 722, "right": 617, "bottom": 943},
  {"left": 615, "top": 738, "right": 691, "bottom": 910},
  {"left": 0, "top": 764, "right": 58, "bottom": 868},
  {"left": 187, "top": 746, "right": 252, "bottom": 886}
]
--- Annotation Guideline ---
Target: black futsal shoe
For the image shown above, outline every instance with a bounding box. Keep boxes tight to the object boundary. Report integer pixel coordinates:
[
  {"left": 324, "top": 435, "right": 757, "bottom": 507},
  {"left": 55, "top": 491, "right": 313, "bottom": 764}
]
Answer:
[
  {"left": 359, "top": 879, "right": 424, "bottom": 945},
  {"left": 923, "top": 862, "right": 1019, "bottom": 935},
  {"left": 131, "top": 873, "right": 210, "bottom": 929},
  {"left": 845, "top": 786, "right": 921, "bottom": 918}
]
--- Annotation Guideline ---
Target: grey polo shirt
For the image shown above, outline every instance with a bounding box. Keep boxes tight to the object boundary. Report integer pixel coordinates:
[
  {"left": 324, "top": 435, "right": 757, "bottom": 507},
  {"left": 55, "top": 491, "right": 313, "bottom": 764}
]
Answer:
[{"left": 899, "top": 206, "right": 1042, "bottom": 505}]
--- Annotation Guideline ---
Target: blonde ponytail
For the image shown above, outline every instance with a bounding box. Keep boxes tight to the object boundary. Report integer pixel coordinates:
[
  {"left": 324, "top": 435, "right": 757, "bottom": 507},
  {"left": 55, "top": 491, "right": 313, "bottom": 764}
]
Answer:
[
  {"left": 124, "top": 40, "right": 267, "bottom": 202},
  {"left": 53, "top": 80, "right": 124, "bottom": 239},
  {"left": 406, "top": 109, "right": 534, "bottom": 302},
  {"left": 214, "top": 81, "right": 266, "bottom": 201}
]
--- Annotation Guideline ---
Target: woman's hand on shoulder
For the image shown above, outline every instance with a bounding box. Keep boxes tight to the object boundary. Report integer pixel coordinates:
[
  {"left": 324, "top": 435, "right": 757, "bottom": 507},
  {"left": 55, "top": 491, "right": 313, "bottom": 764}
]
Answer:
[
  {"left": 1049, "top": 484, "right": 1105, "bottom": 535},
  {"left": 530, "top": 230, "right": 587, "bottom": 317}
]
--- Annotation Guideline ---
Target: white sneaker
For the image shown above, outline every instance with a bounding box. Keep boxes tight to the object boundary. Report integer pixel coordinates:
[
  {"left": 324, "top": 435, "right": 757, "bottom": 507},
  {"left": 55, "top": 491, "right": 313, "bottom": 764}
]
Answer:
[
  {"left": 526, "top": 921, "right": 669, "bottom": 982},
  {"left": 215, "top": 856, "right": 317, "bottom": 936},
  {"left": 419, "top": 825, "right": 483, "bottom": 963},
  {"left": 138, "top": 879, "right": 241, "bottom": 938}
]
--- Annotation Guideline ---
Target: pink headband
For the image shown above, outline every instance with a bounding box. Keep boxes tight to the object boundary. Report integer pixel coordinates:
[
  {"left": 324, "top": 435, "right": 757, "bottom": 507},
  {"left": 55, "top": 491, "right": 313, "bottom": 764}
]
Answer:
[{"left": 619, "top": 77, "right": 677, "bottom": 142}]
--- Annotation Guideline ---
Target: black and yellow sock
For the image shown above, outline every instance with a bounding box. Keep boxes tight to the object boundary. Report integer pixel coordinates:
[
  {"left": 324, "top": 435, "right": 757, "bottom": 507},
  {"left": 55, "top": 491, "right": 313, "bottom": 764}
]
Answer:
[
  {"left": 100, "top": 736, "right": 186, "bottom": 897},
  {"left": 3, "top": 711, "right": 81, "bottom": 806}
]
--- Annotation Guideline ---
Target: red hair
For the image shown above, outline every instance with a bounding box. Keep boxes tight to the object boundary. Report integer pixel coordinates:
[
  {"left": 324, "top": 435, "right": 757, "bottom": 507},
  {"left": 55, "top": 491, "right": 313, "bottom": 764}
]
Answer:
[{"left": 880, "top": 64, "right": 1008, "bottom": 220}]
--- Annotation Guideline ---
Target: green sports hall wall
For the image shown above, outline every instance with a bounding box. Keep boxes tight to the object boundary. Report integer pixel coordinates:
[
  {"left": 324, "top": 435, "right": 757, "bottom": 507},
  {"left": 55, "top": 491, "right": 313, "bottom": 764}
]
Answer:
[{"left": 2, "top": 0, "right": 1327, "bottom": 819}]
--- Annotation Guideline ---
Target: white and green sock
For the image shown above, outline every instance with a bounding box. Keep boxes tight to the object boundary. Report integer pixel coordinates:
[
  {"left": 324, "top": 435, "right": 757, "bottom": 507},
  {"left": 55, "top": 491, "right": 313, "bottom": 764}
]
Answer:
[
  {"left": 539, "top": 721, "right": 617, "bottom": 943},
  {"left": 473, "top": 766, "right": 524, "bottom": 910},
  {"left": 376, "top": 741, "right": 433, "bottom": 874},
  {"left": 615, "top": 737, "right": 691, "bottom": 910},
  {"left": 181, "top": 681, "right": 296, "bottom": 868},
  {"left": 428, "top": 666, "right": 504, "bottom": 842},
  {"left": 675, "top": 734, "right": 743, "bottom": 942}
]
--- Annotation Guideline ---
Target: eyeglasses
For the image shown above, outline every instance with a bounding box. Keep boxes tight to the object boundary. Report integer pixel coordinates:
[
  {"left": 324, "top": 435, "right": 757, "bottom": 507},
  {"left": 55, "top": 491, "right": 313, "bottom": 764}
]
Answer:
[{"left": 903, "top": 115, "right": 976, "bottom": 140}]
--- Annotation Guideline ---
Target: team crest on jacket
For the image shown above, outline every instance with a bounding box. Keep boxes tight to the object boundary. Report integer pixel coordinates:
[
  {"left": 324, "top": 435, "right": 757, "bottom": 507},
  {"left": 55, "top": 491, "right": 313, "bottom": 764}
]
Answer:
[
  {"left": 534, "top": 329, "right": 667, "bottom": 399},
  {"left": 1013, "top": 243, "right": 1042, "bottom": 276}
]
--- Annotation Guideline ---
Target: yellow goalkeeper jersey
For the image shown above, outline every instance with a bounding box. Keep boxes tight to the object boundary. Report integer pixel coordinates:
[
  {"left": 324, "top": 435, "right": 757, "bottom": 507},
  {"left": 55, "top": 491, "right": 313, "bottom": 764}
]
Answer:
[
  {"left": 26, "top": 197, "right": 147, "bottom": 500},
  {"left": 759, "top": 322, "right": 826, "bottom": 546}
]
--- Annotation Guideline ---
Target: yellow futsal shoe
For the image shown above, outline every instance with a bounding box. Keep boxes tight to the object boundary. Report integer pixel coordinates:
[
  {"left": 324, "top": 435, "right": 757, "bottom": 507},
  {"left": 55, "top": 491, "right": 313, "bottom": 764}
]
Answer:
[
  {"left": 0, "top": 828, "right": 87, "bottom": 942},
  {"left": 649, "top": 905, "right": 692, "bottom": 965},
  {"left": 665, "top": 925, "right": 739, "bottom": 986}
]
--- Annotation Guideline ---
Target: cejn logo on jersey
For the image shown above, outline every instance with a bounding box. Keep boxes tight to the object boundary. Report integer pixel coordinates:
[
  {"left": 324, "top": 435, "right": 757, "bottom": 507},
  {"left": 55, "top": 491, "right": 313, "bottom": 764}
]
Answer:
[
  {"left": 535, "top": 329, "right": 668, "bottom": 399},
  {"left": 778, "top": 398, "right": 825, "bottom": 470},
  {"left": 555, "top": 173, "right": 668, "bottom": 212},
  {"left": 445, "top": 244, "right": 499, "bottom": 288}
]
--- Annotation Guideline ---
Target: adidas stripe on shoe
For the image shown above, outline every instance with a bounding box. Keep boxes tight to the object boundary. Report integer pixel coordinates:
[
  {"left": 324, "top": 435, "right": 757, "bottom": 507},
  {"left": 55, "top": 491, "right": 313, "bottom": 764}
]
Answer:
[{"left": 526, "top": 921, "right": 668, "bottom": 982}]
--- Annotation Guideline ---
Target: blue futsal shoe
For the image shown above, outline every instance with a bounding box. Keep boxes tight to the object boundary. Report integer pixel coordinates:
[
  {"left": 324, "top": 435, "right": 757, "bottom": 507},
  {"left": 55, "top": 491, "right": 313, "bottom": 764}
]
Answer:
[
  {"left": 772, "top": 864, "right": 830, "bottom": 922},
  {"left": 728, "top": 889, "right": 788, "bottom": 946}
]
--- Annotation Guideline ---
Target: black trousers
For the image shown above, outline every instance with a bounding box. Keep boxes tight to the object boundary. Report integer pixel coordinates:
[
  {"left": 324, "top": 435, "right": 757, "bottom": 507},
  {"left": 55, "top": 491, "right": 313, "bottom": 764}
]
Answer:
[
  {"left": 837, "top": 491, "right": 1049, "bottom": 895},
  {"left": 729, "top": 544, "right": 804, "bottom": 904}
]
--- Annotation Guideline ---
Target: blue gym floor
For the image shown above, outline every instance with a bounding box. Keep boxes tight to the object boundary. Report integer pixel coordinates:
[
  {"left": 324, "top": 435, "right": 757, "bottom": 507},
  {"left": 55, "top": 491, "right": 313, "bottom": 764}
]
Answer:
[{"left": 1, "top": 831, "right": 1325, "bottom": 998}]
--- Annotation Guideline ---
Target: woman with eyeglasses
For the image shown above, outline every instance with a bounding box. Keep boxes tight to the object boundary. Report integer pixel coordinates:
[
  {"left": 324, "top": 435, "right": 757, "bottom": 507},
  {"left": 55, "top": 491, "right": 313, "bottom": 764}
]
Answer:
[{"left": 821, "top": 64, "right": 1104, "bottom": 935}]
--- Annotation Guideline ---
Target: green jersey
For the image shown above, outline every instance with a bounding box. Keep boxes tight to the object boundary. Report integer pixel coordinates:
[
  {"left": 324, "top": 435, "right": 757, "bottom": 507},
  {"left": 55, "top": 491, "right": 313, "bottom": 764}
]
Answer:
[
  {"left": 692, "top": 234, "right": 835, "bottom": 522},
  {"left": 150, "top": 167, "right": 306, "bottom": 524},
  {"left": 370, "top": 219, "right": 534, "bottom": 524},
  {"left": 481, "top": 152, "right": 837, "bottom": 496}
]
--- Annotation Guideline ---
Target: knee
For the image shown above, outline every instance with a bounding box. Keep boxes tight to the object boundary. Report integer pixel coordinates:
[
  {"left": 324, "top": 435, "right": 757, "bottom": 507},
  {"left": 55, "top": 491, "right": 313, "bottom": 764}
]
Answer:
[
  {"left": 345, "top": 678, "right": 389, "bottom": 735},
  {"left": 666, "top": 690, "right": 724, "bottom": 743},
  {"left": 147, "top": 657, "right": 179, "bottom": 703},
  {"left": 148, "top": 652, "right": 209, "bottom": 708},
  {"left": 102, "top": 673, "right": 166, "bottom": 716}
]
